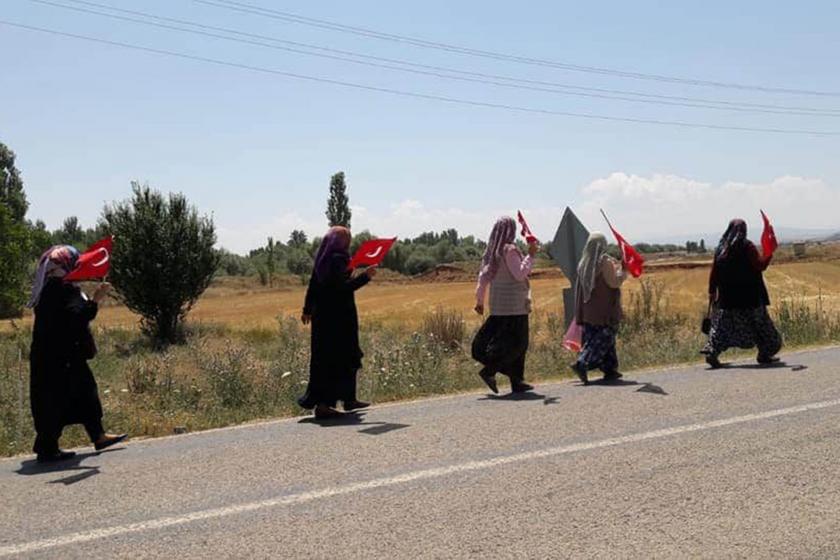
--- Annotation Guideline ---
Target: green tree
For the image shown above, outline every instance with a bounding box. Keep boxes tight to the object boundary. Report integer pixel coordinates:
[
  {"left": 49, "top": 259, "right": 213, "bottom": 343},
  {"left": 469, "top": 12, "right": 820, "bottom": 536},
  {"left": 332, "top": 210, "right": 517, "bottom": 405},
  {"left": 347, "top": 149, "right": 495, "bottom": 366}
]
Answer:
[
  {"left": 28, "top": 220, "right": 52, "bottom": 259},
  {"left": 217, "top": 249, "right": 253, "bottom": 276},
  {"left": 288, "top": 229, "right": 308, "bottom": 248},
  {"left": 0, "top": 143, "right": 30, "bottom": 318},
  {"left": 405, "top": 247, "right": 436, "bottom": 275},
  {"left": 326, "top": 171, "right": 352, "bottom": 228},
  {"left": 102, "top": 182, "right": 219, "bottom": 344},
  {"left": 287, "top": 249, "right": 313, "bottom": 277},
  {"left": 0, "top": 143, "right": 27, "bottom": 221},
  {"left": 265, "top": 237, "right": 277, "bottom": 287},
  {"left": 350, "top": 230, "right": 375, "bottom": 254},
  {"left": 53, "top": 216, "right": 84, "bottom": 246}
]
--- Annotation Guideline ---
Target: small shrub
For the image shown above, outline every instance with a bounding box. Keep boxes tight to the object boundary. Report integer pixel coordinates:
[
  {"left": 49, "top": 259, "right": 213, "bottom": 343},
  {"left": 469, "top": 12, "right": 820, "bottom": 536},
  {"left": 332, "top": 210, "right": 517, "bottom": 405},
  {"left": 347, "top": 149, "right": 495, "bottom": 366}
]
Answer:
[
  {"left": 126, "top": 355, "right": 161, "bottom": 395},
  {"left": 198, "top": 344, "right": 256, "bottom": 408},
  {"left": 422, "top": 306, "right": 465, "bottom": 349},
  {"left": 775, "top": 295, "right": 840, "bottom": 346}
]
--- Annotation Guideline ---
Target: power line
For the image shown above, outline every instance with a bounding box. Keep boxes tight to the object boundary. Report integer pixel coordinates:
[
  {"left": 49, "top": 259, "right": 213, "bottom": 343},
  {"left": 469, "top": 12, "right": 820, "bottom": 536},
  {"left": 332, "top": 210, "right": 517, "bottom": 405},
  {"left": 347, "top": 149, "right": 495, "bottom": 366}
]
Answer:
[
  {"left": 194, "top": 0, "right": 840, "bottom": 98},
  {"left": 2, "top": 19, "right": 838, "bottom": 137},
  {"left": 33, "top": 0, "right": 840, "bottom": 118}
]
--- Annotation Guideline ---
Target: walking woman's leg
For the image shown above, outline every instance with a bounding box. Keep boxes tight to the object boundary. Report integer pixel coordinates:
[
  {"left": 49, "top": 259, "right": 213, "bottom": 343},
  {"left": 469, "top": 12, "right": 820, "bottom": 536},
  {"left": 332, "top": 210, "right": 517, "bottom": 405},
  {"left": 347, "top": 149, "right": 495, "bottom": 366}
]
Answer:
[
  {"left": 702, "top": 309, "right": 727, "bottom": 368},
  {"left": 30, "top": 359, "right": 71, "bottom": 460},
  {"left": 506, "top": 317, "right": 533, "bottom": 392},
  {"left": 755, "top": 307, "right": 783, "bottom": 363},
  {"left": 343, "top": 369, "right": 370, "bottom": 411},
  {"left": 472, "top": 317, "right": 500, "bottom": 393},
  {"left": 572, "top": 324, "right": 595, "bottom": 384},
  {"left": 601, "top": 328, "right": 621, "bottom": 379}
]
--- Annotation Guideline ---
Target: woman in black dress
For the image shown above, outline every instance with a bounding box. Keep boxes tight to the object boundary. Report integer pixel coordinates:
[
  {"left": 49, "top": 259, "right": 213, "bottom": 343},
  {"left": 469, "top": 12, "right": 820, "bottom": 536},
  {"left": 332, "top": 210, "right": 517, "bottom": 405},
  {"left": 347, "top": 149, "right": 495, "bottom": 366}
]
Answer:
[
  {"left": 28, "top": 246, "right": 126, "bottom": 463},
  {"left": 701, "top": 219, "right": 782, "bottom": 368},
  {"left": 299, "top": 227, "right": 377, "bottom": 419}
]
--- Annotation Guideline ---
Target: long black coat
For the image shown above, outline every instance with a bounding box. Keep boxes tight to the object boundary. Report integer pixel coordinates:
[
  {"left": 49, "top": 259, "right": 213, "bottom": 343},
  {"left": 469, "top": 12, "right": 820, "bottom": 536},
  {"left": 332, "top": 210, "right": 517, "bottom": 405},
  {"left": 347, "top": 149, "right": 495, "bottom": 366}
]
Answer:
[
  {"left": 709, "top": 241, "right": 771, "bottom": 310},
  {"left": 29, "top": 279, "right": 103, "bottom": 451},
  {"left": 297, "top": 254, "right": 370, "bottom": 409}
]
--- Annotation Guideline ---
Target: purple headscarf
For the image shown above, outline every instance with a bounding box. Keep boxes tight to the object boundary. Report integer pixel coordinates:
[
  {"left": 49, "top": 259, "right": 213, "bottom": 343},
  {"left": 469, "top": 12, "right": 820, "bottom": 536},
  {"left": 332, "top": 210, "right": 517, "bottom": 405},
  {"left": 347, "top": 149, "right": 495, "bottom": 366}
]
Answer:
[
  {"left": 313, "top": 226, "right": 352, "bottom": 283},
  {"left": 27, "top": 245, "right": 80, "bottom": 308},
  {"left": 479, "top": 216, "right": 518, "bottom": 283}
]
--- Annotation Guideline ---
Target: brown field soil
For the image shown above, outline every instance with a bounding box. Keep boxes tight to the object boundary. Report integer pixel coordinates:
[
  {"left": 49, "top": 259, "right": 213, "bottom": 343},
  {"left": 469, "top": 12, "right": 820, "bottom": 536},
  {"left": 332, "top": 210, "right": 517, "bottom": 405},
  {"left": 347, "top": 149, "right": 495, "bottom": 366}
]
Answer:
[{"left": 4, "top": 258, "right": 840, "bottom": 332}]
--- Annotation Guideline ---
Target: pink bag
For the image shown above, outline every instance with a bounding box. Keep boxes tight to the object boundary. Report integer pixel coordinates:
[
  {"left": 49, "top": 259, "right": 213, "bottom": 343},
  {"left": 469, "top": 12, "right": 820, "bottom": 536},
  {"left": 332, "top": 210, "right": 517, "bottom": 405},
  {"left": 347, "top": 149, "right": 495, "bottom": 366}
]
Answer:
[{"left": 563, "top": 318, "right": 583, "bottom": 353}]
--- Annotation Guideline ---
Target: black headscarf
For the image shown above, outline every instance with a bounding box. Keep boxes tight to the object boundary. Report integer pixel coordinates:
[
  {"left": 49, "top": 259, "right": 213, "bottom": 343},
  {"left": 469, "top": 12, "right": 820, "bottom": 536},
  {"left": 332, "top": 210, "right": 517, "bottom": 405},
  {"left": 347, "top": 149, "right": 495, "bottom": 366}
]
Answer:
[{"left": 714, "top": 219, "right": 748, "bottom": 263}]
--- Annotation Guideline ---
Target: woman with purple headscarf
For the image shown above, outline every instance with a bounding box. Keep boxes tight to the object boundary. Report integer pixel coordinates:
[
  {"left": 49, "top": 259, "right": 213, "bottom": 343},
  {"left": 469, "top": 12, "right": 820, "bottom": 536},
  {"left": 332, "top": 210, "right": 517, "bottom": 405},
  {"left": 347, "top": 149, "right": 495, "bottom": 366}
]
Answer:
[
  {"left": 471, "top": 216, "right": 538, "bottom": 394},
  {"left": 28, "top": 245, "right": 126, "bottom": 462},
  {"left": 701, "top": 219, "right": 782, "bottom": 368},
  {"left": 299, "top": 226, "right": 377, "bottom": 419}
]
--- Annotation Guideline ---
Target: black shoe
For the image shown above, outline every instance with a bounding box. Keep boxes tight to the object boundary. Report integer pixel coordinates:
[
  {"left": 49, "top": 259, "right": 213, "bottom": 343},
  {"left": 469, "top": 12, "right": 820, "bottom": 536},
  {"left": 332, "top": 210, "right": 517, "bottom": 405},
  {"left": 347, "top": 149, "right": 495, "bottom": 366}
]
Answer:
[
  {"left": 343, "top": 400, "right": 370, "bottom": 412},
  {"left": 479, "top": 369, "right": 499, "bottom": 394},
  {"left": 36, "top": 450, "right": 76, "bottom": 463},
  {"left": 705, "top": 355, "right": 723, "bottom": 369},
  {"left": 94, "top": 434, "right": 128, "bottom": 452},
  {"left": 603, "top": 370, "right": 623, "bottom": 382},
  {"left": 511, "top": 382, "right": 534, "bottom": 393},
  {"left": 314, "top": 406, "right": 345, "bottom": 420},
  {"left": 570, "top": 363, "right": 589, "bottom": 385}
]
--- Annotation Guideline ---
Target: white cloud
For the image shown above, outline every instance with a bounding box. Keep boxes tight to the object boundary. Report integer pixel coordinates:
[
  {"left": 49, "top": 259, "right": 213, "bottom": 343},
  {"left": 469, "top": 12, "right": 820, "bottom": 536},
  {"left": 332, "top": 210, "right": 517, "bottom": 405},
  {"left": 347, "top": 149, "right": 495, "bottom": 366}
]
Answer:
[
  {"left": 215, "top": 173, "right": 840, "bottom": 252},
  {"left": 577, "top": 173, "right": 840, "bottom": 242},
  {"left": 216, "top": 211, "right": 323, "bottom": 253}
]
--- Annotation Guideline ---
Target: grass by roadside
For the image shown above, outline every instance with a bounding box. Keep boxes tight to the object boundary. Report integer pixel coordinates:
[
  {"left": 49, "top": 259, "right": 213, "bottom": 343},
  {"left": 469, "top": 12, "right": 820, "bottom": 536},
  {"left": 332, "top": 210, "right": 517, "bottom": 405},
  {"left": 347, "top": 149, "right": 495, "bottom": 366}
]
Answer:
[{"left": 2, "top": 281, "right": 839, "bottom": 458}]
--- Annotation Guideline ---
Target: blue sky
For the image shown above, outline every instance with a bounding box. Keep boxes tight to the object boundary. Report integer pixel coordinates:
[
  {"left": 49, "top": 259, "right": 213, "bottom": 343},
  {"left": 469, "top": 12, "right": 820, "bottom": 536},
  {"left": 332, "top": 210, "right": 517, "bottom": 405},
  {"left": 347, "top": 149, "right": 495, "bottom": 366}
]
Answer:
[{"left": 2, "top": 0, "right": 839, "bottom": 252}]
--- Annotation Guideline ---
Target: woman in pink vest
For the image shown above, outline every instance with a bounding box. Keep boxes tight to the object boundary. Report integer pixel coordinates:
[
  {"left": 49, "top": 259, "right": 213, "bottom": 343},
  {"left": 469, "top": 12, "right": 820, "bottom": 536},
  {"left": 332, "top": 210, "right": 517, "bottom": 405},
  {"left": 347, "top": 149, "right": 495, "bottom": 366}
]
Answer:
[{"left": 472, "top": 216, "right": 538, "bottom": 394}]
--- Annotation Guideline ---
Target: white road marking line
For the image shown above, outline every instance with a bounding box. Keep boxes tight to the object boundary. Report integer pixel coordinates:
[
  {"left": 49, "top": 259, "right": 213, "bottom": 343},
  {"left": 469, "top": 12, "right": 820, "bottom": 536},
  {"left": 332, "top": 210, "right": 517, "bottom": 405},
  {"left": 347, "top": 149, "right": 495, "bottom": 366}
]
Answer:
[{"left": 2, "top": 397, "right": 839, "bottom": 557}]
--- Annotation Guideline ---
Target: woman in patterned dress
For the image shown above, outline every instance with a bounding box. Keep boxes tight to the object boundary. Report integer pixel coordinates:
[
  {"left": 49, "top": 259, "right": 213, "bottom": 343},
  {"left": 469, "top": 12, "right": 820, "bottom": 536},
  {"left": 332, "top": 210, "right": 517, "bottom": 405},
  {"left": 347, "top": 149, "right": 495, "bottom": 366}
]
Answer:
[
  {"left": 701, "top": 219, "right": 782, "bottom": 368},
  {"left": 570, "top": 233, "right": 626, "bottom": 385}
]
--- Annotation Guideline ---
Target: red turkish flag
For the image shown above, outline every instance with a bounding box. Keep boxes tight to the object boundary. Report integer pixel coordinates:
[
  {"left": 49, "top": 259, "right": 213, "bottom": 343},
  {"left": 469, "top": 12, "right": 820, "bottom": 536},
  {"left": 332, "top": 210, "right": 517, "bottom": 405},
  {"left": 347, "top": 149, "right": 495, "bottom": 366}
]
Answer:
[
  {"left": 517, "top": 210, "right": 538, "bottom": 244},
  {"left": 64, "top": 236, "right": 113, "bottom": 282},
  {"left": 760, "top": 210, "right": 778, "bottom": 258},
  {"left": 349, "top": 238, "right": 397, "bottom": 269},
  {"left": 601, "top": 210, "right": 644, "bottom": 278}
]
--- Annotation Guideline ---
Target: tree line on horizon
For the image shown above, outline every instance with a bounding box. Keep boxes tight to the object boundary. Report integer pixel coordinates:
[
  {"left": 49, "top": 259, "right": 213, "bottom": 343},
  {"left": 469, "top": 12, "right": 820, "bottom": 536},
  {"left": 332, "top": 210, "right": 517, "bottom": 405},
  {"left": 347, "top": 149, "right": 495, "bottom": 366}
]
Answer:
[{"left": 1, "top": 139, "right": 707, "bottom": 341}]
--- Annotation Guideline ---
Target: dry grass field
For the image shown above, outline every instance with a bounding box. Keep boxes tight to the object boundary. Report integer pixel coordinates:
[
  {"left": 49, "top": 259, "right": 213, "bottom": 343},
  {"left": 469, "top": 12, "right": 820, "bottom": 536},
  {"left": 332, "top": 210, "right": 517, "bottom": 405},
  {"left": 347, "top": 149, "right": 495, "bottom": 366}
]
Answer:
[
  {"left": 54, "top": 261, "right": 840, "bottom": 328},
  {"left": 3, "top": 258, "right": 840, "bottom": 332}
]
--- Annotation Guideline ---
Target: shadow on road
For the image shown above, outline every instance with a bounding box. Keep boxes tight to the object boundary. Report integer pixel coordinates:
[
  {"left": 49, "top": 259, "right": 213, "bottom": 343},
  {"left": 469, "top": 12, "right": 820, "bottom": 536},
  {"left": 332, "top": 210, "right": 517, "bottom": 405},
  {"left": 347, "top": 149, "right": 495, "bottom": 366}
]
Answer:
[
  {"left": 15, "top": 448, "right": 123, "bottom": 477},
  {"left": 358, "top": 423, "right": 411, "bottom": 436},
  {"left": 636, "top": 383, "right": 669, "bottom": 396},
  {"left": 298, "top": 412, "right": 412, "bottom": 436},
  {"left": 587, "top": 378, "right": 640, "bottom": 387},
  {"left": 298, "top": 411, "right": 368, "bottom": 427},
  {"left": 48, "top": 467, "right": 101, "bottom": 486},
  {"left": 478, "top": 391, "right": 546, "bottom": 402},
  {"left": 711, "top": 361, "right": 808, "bottom": 372},
  {"left": 15, "top": 448, "right": 125, "bottom": 485}
]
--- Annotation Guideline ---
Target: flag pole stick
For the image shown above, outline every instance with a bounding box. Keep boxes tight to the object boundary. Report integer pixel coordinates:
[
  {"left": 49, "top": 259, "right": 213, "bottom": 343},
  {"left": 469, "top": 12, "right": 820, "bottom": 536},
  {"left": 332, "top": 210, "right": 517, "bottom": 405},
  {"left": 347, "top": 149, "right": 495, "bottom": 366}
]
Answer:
[{"left": 599, "top": 208, "right": 614, "bottom": 231}]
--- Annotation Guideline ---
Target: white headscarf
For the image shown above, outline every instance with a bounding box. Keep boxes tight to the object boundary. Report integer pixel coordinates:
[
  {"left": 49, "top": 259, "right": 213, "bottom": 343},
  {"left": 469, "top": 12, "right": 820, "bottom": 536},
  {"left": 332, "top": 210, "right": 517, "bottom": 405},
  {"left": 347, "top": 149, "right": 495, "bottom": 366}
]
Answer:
[
  {"left": 27, "top": 245, "right": 79, "bottom": 308},
  {"left": 576, "top": 232, "right": 608, "bottom": 303}
]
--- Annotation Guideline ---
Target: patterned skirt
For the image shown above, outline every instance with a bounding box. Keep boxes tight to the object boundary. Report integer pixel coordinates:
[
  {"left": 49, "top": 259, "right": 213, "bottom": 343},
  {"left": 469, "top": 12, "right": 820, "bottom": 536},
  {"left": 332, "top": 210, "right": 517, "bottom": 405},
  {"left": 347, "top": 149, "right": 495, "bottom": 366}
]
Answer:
[
  {"left": 576, "top": 324, "right": 618, "bottom": 373},
  {"left": 702, "top": 306, "right": 782, "bottom": 359}
]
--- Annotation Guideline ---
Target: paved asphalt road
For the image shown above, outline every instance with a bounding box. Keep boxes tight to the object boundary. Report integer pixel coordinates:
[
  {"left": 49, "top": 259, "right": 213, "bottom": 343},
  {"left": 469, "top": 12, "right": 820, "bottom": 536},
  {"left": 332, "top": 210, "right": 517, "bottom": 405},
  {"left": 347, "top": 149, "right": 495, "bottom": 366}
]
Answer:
[{"left": 2, "top": 347, "right": 840, "bottom": 559}]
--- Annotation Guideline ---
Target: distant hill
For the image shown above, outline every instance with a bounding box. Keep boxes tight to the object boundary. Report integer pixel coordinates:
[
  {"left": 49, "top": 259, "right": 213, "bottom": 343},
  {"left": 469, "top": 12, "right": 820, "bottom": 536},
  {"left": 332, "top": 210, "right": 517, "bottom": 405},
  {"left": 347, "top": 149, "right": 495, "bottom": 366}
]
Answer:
[{"left": 646, "top": 227, "right": 837, "bottom": 246}]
